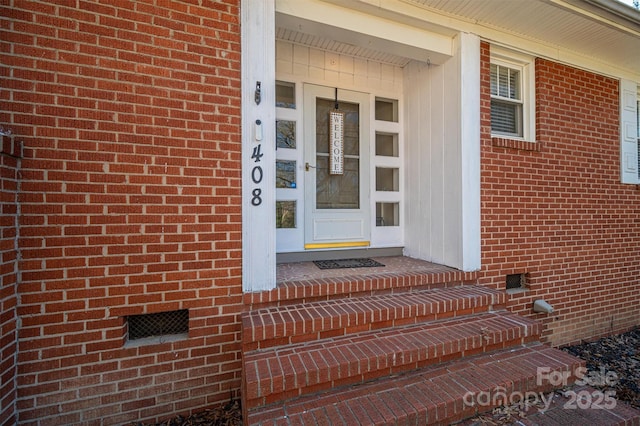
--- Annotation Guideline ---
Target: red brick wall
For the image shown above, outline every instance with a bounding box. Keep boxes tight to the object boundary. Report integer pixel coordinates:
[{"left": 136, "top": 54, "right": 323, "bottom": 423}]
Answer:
[
  {"left": 0, "top": 136, "right": 21, "bottom": 426},
  {"left": 480, "top": 41, "right": 640, "bottom": 346},
  {"left": 2, "top": 1, "right": 242, "bottom": 424}
]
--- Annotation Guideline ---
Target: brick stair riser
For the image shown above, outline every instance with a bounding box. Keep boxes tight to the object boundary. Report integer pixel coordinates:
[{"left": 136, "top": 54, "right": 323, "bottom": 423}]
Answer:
[
  {"left": 242, "top": 288, "right": 505, "bottom": 352},
  {"left": 244, "top": 307, "right": 491, "bottom": 352},
  {"left": 244, "top": 275, "right": 479, "bottom": 310},
  {"left": 249, "top": 376, "right": 584, "bottom": 426},
  {"left": 244, "top": 314, "right": 540, "bottom": 409},
  {"left": 244, "top": 333, "right": 536, "bottom": 410},
  {"left": 247, "top": 346, "right": 585, "bottom": 425}
]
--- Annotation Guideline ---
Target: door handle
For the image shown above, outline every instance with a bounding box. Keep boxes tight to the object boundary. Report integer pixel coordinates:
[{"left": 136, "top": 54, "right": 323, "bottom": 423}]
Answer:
[{"left": 305, "top": 162, "right": 316, "bottom": 171}]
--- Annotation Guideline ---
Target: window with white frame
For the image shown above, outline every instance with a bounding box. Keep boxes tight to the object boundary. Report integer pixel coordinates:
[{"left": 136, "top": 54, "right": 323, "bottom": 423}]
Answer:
[
  {"left": 491, "top": 63, "right": 522, "bottom": 136},
  {"left": 490, "top": 47, "right": 535, "bottom": 141}
]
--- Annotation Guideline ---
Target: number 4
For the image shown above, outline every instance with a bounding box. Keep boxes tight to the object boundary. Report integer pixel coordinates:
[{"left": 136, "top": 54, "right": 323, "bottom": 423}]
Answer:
[{"left": 252, "top": 144, "right": 263, "bottom": 162}]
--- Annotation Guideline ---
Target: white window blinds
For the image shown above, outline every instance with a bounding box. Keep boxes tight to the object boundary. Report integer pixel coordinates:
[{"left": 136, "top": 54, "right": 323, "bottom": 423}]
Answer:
[{"left": 490, "top": 64, "right": 523, "bottom": 137}]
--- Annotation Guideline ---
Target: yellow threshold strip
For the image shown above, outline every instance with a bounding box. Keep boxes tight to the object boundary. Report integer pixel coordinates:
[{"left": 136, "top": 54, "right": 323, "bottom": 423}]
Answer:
[{"left": 304, "top": 241, "right": 370, "bottom": 250}]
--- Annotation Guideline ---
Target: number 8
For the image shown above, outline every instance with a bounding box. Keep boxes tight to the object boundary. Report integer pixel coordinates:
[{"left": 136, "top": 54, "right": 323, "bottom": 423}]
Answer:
[{"left": 251, "top": 188, "right": 262, "bottom": 206}]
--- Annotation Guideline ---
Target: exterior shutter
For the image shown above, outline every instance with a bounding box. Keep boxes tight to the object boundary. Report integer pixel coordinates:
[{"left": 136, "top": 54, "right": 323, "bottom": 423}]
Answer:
[{"left": 620, "top": 79, "right": 639, "bottom": 184}]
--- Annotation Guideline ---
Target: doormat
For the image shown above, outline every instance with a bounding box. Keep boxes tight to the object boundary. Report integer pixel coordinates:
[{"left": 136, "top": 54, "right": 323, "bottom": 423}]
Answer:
[{"left": 313, "top": 258, "right": 385, "bottom": 270}]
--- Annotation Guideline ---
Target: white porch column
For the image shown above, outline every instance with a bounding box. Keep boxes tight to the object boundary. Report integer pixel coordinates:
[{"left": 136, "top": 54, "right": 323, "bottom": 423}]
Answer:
[
  {"left": 241, "top": 0, "right": 276, "bottom": 291},
  {"left": 458, "top": 32, "right": 481, "bottom": 271}
]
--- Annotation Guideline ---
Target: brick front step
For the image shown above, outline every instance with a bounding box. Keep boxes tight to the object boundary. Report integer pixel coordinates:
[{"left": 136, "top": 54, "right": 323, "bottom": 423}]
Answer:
[
  {"left": 242, "top": 285, "right": 504, "bottom": 351},
  {"left": 244, "top": 266, "right": 479, "bottom": 310},
  {"left": 246, "top": 344, "right": 584, "bottom": 425},
  {"left": 244, "top": 310, "right": 540, "bottom": 409}
]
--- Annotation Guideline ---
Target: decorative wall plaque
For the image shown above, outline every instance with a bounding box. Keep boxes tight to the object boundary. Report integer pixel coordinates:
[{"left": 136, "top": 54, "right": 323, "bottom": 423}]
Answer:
[{"left": 329, "top": 110, "right": 344, "bottom": 175}]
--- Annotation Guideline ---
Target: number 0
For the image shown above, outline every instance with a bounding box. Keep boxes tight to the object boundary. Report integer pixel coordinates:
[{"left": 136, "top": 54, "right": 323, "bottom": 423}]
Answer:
[{"left": 252, "top": 166, "right": 263, "bottom": 184}]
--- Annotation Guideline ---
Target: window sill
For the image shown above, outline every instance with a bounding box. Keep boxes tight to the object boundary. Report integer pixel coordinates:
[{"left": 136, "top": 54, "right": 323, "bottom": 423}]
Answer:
[{"left": 492, "top": 137, "right": 540, "bottom": 152}]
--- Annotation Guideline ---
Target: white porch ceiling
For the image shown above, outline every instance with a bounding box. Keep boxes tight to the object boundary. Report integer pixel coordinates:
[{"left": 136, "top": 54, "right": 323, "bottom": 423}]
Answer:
[
  {"left": 277, "top": 0, "right": 640, "bottom": 77},
  {"left": 404, "top": 0, "right": 640, "bottom": 75},
  {"left": 275, "top": 0, "right": 455, "bottom": 66},
  {"left": 275, "top": 26, "right": 413, "bottom": 66}
]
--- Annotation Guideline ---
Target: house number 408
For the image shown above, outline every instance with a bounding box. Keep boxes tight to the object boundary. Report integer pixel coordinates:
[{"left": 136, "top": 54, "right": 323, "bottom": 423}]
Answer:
[{"left": 250, "top": 144, "right": 264, "bottom": 206}]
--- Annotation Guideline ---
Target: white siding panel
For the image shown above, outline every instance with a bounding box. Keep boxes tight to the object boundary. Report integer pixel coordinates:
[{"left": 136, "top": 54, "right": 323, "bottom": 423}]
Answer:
[
  {"left": 441, "top": 49, "right": 461, "bottom": 267},
  {"left": 354, "top": 58, "right": 368, "bottom": 79},
  {"left": 429, "top": 62, "right": 446, "bottom": 264},
  {"left": 403, "top": 61, "right": 432, "bottom": 260},
  {"left": 309, "top": 48, "right": 324, "bottom": 69},
  {"left": 402, "top": 33, "right": 481, "bottom": 272},
  {"left": 293, "top": 44, "right": 309, "bottom": 66},
  {"left": 339, "top": 55, "right": 354, "bottom": 74},
  {"left": 276, "top": 40, "right": 293, "bottom": 75}
]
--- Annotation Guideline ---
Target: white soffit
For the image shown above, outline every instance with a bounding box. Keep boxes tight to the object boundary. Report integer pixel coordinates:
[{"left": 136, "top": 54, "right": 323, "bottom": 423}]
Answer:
[
  {"left": 275, "top": 0, "right": 454, "bottom": 66},
  {"left": 404, "top": 0, "right": 640, "bottom": 77},
  {"left": 276, "top": 26, "right": 412, "bottom": 66}
]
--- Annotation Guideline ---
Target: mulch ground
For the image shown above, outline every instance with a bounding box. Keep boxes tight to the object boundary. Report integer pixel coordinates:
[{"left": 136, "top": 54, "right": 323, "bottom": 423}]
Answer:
[
  {"left": 130, "top": 400, "right": 242, "bottom": 426},
  {"left": 563, "top": 327, "right": 640, "bottom": 408},
  {"left": 467, "top": 327, "right": 640, "bottom": 425},
  {"left": 135, "top": 328, "right": 640, "bottom": 426}
]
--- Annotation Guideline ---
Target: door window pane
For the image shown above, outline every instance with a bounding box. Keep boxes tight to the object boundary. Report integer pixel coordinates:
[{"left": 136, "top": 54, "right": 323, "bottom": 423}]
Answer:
[
  {"left": 276, "top": 81, "right": 295, "bottom": 109},
  {"left": 316, "top": 157, "right": 359, "bottom": 209},
  {"left": 315, "top": 98, "right": 360, "bottom": 209},
  {"left": 315, "top": 99, "right": 359, "bottom": 155},
  {"left": 375, "top": 98, "right": 398, "bottom": 122},
  {"left": 276, "top": 201, "right": 296, "bottom": 228},
  {"left": 276, "top": 160, "right": 296, "bottom": 188},
  {"left": 376, "top": 133, "right": 398, "bottom": 157},
  {"left": 276, "top": 120, "right": 296, "bottom": 149},
  {"left": 376, "top": 167, "right": 399, "bottom": 192},
  {"left": 376, "top": 202, "right": 399, "bottom": 226}
]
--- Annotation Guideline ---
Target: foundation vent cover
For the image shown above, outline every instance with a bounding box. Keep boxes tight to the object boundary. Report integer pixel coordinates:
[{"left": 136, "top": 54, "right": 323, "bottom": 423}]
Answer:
[
  {"left": 506, "top": 273, "right": 526, "bottom": 290},
  {"left": 127, "top": 309, "right": 189, "bottom": 341}
]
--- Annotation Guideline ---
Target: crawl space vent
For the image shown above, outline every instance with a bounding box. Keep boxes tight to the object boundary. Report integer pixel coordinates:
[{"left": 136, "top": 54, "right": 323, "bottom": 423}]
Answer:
[
  {"left": 506, "top": 273, "right": 526, "bottom": 290},
  {"left": 127, "top": 309, "right": 189, "bottom": 341}
]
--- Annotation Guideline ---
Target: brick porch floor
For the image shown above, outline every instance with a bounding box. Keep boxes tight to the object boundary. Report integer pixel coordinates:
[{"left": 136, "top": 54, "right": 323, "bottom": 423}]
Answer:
[
  {"left": 276, "top": 256, "right": 458, "bottom": 283},
  {"left": 244, "top": 256, "right": 478, "bottom": 310}
]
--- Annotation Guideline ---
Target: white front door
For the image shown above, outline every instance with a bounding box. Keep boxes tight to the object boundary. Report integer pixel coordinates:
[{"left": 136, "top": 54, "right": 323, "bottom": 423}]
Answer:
[{"left": 303, "top": 84, "right": 371, "bottom": 250}]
